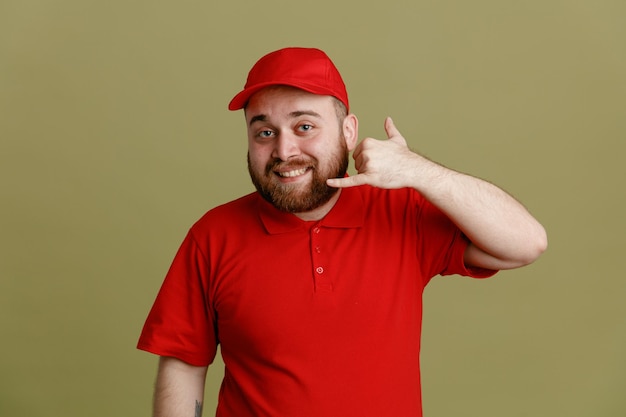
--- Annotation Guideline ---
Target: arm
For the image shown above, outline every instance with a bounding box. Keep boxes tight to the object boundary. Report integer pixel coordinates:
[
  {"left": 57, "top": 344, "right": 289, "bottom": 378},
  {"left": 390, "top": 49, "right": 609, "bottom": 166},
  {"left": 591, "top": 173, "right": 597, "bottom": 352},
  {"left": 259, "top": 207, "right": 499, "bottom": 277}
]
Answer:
[
  {"left": 153, "top": 356, "right": 209, "bottom": 417},
  {"left": 327, "top": 117, "right": 547, "bottom": 271}
]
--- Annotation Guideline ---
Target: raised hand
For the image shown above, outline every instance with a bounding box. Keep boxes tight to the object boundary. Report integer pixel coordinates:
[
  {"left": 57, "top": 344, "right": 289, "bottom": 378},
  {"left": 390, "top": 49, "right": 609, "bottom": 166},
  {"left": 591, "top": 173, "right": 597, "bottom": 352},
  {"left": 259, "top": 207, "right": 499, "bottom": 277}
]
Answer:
[{"left": 327, "top": 117, "right": 426, "bottom": 190}]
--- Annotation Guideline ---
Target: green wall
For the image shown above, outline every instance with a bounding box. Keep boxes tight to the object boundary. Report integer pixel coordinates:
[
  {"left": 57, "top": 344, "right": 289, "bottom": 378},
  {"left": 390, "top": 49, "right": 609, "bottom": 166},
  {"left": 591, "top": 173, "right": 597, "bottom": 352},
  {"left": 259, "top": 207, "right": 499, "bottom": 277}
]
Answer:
[{"left": 1, "top": 1, "right": 624, "bottom": 416}]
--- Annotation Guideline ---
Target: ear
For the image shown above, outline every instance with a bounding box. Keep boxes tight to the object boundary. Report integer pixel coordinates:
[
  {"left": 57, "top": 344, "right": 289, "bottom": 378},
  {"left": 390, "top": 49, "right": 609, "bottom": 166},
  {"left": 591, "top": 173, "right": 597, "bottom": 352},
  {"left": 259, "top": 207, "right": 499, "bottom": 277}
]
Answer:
[{"left": 342, "top": 113, "right": 359, "bottom": 151}]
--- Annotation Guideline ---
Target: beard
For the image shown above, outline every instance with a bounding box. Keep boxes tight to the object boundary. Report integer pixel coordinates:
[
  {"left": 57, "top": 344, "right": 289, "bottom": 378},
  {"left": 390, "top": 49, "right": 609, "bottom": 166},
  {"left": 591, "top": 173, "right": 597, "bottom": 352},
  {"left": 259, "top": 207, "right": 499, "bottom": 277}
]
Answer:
[{"left": 247, "top": 138, "right": 349, "bottom": 213}]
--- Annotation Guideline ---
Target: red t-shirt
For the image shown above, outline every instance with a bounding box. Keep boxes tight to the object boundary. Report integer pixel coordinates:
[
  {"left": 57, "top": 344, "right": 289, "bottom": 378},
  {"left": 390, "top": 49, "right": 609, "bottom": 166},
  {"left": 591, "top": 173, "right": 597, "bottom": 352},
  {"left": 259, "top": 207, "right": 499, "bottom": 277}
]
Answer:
[{"left": 138, "top": 186, "right": 496, "bottom": 417}]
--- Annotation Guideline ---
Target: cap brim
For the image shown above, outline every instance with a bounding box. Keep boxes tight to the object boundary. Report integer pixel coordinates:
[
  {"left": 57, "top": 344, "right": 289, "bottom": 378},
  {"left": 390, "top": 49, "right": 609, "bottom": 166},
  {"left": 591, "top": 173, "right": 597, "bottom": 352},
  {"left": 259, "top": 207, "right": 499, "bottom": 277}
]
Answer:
[
  {"left": 228, "top": 81, "right": 345, "bottom": 111},
  {"left": 228, "top": 83, "right": 273, "bottom": 111}
]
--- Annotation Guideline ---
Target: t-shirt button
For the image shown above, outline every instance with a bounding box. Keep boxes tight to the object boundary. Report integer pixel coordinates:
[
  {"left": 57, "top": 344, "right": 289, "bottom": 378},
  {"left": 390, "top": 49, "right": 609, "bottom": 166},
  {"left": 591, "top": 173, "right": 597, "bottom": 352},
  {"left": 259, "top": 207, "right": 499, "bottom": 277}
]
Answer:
[{"left": 315, "top": 266, "right": 324, "bottom": 274}]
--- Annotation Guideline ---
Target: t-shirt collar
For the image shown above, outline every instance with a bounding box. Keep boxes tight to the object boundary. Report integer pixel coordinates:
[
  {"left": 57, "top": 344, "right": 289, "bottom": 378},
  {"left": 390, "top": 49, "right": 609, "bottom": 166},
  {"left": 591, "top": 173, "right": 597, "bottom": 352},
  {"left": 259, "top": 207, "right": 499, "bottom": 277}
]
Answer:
[{"left": 257, "top": 187, "right": 365, "bottom": 234}]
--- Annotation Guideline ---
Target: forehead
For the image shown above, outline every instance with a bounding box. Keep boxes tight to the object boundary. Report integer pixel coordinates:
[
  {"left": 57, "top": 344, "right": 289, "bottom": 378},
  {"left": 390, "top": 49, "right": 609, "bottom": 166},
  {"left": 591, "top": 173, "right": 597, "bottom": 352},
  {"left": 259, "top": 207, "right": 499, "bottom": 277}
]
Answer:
[{"left": 245, "top": 86, "right": 336, "bottom": 122}]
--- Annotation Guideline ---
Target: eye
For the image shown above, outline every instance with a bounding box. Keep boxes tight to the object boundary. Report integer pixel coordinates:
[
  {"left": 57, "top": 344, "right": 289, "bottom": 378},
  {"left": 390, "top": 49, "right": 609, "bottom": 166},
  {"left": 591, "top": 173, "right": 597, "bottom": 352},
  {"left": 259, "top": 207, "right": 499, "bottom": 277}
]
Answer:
[
  {"left": 258, "top": 130, "right": 275, "bottom": 138},
  {"left": 298, "top": 124, "right": 313, "bottom": 133}
]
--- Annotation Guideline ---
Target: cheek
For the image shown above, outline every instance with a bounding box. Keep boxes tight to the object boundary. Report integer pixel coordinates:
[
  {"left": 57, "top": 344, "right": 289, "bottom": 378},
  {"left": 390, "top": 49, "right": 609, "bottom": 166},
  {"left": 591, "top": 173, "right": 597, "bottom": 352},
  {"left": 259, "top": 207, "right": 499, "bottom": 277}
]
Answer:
[{"left": 248, "top": 148, "right": 270, "bottom": 170}]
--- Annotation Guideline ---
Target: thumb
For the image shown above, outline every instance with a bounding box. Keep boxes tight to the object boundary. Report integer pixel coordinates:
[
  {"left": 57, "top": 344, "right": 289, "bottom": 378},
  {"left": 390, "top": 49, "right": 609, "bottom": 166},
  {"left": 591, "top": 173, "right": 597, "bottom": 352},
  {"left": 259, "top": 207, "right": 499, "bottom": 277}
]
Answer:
[
  {"left": 326, "top": 174, "right": 367, "bottom": 189},
  {"left": 384, "top": 116, "right": 402, "bottom": 140}
]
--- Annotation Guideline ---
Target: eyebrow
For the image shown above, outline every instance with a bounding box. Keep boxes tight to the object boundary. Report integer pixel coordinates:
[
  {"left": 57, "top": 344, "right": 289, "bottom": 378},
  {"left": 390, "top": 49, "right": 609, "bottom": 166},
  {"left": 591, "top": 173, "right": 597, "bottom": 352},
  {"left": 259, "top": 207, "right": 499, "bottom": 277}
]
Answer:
[
  {"left": 248, "top": 115, "right": 267, "bottom": 126},
  {"left": 248, "top": 110, "right": 323, "bottom": 127}
]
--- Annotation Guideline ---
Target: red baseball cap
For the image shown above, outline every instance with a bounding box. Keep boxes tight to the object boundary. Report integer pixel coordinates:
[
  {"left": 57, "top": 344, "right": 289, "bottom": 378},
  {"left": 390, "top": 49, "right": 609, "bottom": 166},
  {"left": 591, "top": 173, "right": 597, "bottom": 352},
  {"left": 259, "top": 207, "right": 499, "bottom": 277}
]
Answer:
[{"left": 228, "top": 47, "right": 349, "bottom": 111}]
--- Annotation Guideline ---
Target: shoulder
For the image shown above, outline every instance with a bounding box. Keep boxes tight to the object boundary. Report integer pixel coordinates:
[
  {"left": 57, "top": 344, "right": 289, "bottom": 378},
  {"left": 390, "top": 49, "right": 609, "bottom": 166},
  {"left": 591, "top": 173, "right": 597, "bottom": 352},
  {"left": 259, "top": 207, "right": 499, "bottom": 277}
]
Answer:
[
  {"left": 190, "top": 192, "right": 261, "bottom": 234},
  {"left": 356, "top": 185, "right": 428, "bottom": 212}
]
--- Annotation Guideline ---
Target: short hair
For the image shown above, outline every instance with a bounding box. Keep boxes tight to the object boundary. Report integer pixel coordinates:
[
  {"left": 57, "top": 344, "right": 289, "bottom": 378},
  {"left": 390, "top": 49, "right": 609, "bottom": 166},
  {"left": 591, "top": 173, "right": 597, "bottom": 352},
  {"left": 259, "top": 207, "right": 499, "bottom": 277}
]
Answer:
[{"left": 332, "top": 97, "right": 348, "bottom": 123}]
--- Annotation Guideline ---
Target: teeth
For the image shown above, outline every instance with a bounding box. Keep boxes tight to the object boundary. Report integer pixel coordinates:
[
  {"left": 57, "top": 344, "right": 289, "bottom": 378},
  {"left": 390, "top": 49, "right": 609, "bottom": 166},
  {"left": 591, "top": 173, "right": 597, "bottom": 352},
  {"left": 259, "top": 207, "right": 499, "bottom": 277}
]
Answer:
[{"left": 278, "top": 168, "right": 308, "bottom": 178}]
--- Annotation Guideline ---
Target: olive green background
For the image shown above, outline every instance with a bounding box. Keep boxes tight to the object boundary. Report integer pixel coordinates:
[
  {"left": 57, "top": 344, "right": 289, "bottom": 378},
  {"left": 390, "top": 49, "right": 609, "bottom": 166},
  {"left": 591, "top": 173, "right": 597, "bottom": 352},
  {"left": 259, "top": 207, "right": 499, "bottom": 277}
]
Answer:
[{"left": 1, "top": 0, "right": 624, "bottom": 416}]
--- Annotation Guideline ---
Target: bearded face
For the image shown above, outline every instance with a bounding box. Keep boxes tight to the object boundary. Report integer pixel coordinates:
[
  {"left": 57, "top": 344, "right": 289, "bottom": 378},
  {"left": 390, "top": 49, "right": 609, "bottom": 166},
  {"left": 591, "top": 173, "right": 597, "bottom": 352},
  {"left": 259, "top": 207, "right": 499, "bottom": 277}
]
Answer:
[
  {"left": 244, "top": 86, "right": 356, "bottom": 215},
  {"left": 247, "top": 135, "right": 349, "bottom": 213}
]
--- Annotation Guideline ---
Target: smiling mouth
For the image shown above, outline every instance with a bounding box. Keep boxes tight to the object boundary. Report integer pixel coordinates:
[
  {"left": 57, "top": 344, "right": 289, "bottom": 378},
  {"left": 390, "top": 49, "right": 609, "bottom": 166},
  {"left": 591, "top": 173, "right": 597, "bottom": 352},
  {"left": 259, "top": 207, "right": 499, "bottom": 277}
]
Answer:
[{"left": 275, "top": 167, "right": 309, "bottom": 178}]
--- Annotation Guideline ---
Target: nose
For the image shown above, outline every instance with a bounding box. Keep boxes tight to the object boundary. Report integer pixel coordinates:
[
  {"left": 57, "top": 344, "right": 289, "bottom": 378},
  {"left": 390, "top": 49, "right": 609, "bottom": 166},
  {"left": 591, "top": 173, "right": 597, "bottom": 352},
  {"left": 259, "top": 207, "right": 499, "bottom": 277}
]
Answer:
[{"left": 272, "top": 132, "right": 301, "bottom": 161}]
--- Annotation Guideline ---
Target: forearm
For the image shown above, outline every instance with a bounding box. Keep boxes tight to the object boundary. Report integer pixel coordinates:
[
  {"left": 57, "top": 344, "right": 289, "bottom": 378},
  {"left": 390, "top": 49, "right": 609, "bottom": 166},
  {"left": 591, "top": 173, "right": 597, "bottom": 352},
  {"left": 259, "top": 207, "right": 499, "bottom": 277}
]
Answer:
[
  {"left": 328, "top": 117, "right": 547, "bottom": 269},
  {"left": 153, "top": 356, "right": 209, "bottom": 417},
  {"left": 409, "top": 156, "right": 547, "bottom": 269}
]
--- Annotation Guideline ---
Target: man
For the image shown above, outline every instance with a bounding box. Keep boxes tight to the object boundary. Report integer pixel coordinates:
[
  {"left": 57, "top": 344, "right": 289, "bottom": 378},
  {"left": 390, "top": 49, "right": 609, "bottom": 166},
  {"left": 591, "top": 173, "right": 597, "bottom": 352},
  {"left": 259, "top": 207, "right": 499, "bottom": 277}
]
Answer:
[{"left": 138, "top": 47, "right": 547, "bottom": 417}]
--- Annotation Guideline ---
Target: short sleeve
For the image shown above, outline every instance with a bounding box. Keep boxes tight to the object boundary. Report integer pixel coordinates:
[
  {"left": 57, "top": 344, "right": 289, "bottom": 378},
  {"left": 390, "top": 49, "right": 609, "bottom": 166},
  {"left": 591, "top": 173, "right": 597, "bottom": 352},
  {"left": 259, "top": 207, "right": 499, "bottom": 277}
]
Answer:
[
  {"left": 415, "top": 194, "right": 498, "bottom": 283},
  {"left": 137, "top": 231, "right": 218, "bottom": 367},
  {"left": 440, "top": 231, "right": 499, "bottom": 279}
]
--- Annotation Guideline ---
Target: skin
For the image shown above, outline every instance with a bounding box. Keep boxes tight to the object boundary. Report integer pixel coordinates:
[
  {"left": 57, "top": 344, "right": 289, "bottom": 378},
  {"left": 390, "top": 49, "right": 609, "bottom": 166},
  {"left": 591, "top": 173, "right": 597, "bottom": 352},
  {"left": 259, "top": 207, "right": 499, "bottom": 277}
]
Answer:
[
  {"left": 245, "top": 86, "right": 358, "bottom": 221},
  {"left": 153, "top": 357, "right": 207, "bottom": 417},
  {"left": 327, "top": 116, "right": 548, "bottom": 270},
  {"left": 152, "top": 86, "right": 548, "bottom": 416}
]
